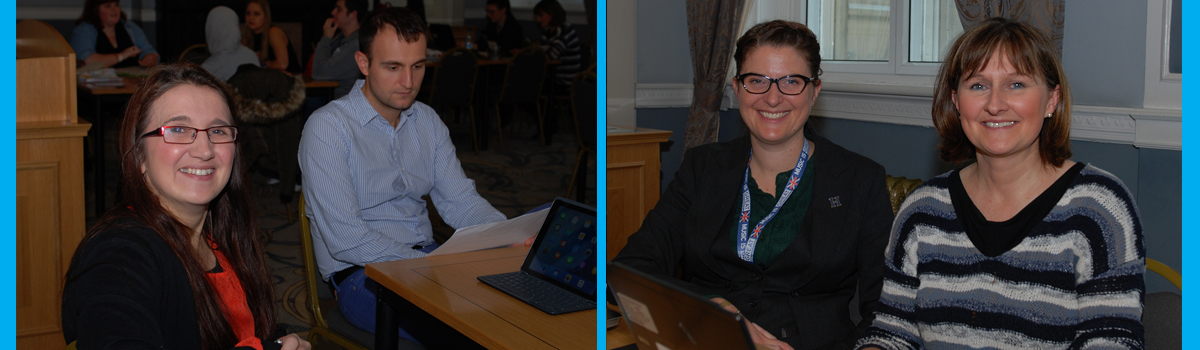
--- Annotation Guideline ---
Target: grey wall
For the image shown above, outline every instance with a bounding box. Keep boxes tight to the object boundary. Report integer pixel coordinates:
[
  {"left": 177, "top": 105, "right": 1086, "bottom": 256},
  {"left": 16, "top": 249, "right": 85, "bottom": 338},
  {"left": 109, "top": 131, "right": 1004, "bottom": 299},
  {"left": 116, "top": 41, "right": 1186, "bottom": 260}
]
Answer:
[
  {"left": 635, "top": 0, "right": 692, "bottom": 84},
  {"left": 1061, "top": 0, "right": 1147, "bottom": 108},
  {"left": 633, "top": 1, "right": 1181, "bottom": 293}
]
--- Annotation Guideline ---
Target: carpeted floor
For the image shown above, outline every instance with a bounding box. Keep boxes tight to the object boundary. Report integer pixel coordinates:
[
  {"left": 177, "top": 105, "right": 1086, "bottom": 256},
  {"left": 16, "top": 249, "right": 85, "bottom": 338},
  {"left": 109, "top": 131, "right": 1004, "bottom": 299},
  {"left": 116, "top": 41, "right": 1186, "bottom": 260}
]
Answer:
[{"left": 85, "top": 110, "right": 595, "bottom": 348}]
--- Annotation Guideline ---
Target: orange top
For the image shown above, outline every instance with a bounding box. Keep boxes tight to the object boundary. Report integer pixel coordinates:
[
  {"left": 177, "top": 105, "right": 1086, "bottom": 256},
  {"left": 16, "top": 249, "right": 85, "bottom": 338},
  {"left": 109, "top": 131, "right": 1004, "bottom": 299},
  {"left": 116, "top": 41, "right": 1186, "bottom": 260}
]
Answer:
[{"left": 205, "top": 244, "right": 262, "bottom": 350}]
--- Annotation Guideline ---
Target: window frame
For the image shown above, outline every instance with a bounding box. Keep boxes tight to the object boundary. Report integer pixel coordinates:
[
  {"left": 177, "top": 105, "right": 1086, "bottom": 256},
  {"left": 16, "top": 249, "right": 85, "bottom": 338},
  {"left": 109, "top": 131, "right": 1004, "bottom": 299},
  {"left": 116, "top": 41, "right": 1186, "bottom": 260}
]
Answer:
[
  {"left": 1142, "top": 0, "right": 1181, "bottom": 110},
  {"left": 742, "top": 0, "right": 956, "bottom": 96}
]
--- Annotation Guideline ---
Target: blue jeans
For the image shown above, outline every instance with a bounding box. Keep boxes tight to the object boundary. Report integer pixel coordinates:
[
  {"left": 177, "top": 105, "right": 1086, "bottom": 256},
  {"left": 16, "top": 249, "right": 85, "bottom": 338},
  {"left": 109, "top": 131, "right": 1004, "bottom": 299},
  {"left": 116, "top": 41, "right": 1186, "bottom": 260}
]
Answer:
[{"left": 334, "top": 243, "right": 439, "bottom": 344}]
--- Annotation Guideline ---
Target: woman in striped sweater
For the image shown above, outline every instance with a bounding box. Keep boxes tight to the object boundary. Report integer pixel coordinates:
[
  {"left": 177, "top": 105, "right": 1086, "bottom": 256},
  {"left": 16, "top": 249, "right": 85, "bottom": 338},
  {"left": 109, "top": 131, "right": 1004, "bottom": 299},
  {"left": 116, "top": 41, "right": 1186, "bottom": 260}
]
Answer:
[{"left": 856, "top": 18, "right": 1144, "bottom": 350}]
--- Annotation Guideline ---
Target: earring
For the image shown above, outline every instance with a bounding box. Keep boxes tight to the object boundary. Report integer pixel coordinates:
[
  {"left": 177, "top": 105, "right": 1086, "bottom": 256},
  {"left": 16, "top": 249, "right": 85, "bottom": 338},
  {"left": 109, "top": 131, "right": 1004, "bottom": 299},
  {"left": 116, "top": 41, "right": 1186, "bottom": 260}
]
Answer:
[{"left": 1046, "top": 113, "right": 1052, "bottom": 118}]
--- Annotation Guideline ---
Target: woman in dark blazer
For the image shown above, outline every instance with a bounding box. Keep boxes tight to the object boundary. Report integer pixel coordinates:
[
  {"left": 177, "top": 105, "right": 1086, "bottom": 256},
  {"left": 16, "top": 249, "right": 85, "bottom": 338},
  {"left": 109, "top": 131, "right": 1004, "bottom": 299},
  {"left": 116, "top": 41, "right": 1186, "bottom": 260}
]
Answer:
[{"left": 613, "top": 20, "right": 893, "bottom": 350}]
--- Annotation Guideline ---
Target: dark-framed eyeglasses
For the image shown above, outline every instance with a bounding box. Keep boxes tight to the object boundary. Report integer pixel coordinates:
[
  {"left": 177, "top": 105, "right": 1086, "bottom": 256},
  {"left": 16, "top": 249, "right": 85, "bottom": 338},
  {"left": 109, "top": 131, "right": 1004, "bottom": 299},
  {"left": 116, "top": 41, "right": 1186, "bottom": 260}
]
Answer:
[
  {"left": 737, "top": 73, "right": 815, "bottom": 95},
  {"left": 140, "top": 126, "right": 238, "bottom": 144}
]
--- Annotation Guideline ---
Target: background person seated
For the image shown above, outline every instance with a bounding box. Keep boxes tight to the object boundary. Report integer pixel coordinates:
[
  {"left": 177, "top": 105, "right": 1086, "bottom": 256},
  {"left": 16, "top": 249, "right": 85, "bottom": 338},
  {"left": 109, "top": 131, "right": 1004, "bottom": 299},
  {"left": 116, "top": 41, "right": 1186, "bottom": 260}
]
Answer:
[
  {"left": 70, "top": 0, "right": 159, "bottom": 68},
  {"left": 242, "top": 0, "right": 301, "bottom": 74}
]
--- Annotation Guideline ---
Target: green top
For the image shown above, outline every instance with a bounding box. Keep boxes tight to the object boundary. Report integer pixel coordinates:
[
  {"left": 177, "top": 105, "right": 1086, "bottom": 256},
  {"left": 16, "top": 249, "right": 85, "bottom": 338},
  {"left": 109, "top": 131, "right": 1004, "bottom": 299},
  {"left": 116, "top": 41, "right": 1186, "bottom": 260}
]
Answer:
[{"left": 727, "top": 163, "right": 815, "bottom": 269}]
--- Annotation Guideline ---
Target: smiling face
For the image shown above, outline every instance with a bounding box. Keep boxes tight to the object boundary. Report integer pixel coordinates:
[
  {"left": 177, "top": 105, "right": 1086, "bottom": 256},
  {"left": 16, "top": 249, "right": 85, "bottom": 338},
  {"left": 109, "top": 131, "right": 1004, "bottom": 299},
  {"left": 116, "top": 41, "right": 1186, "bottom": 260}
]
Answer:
[
  {"left": 98, "top": 1, "right": 122, "bottom": 27},
  {"left": 735, "top": 45, "right": 820, "bottom": 149},
  {"left": 355, "top": 28, "right": 427, "bottom": 121},
  {"left": 952, "top": 50, "right": 1060, "bottom": 162},
  {"left": 535, "top": 11, "right": 551, "bottom": 28},
  {"left": 245, "top": 2, "right": 266, "bottom": 32},
  {"left": 139, "top": 84, "right": 236, "bottom": 219}
]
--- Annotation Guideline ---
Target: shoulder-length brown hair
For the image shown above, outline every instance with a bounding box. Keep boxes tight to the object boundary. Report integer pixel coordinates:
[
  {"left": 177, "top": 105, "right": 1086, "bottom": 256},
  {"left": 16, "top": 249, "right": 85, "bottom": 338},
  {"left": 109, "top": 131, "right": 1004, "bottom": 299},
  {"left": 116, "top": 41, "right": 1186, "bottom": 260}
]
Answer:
[
  {"left": 240, "top": 0, "right": 275, "bottom": 60},
  {"left": 76, "top": 0, "right": 126, "bottom": 27},
  {"left": 74, "top": 62, "right": 274, "bottom": 350},
  {"left": 933, "top": 17, "right": 1072, "bottom": 166}
]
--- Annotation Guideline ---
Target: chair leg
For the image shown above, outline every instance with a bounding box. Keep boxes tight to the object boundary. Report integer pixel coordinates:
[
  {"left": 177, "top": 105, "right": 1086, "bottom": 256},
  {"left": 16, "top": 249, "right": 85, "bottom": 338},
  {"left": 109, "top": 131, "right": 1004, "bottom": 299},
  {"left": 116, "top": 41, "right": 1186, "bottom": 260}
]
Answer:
[
  {"left": 493, "top": 103, "right": 505, "bottom": 152},
  {"left": 536, "top": 98, "right": 547, "bottom": 146},
  {"left": 468, "top": 104, "right": 479, "bottom": 153},
  {"left": 566, "top": 148, "right": 585, "bottom": 197},
  {"left": 576, "top": 151, "right": 590, "bottom": 202}
]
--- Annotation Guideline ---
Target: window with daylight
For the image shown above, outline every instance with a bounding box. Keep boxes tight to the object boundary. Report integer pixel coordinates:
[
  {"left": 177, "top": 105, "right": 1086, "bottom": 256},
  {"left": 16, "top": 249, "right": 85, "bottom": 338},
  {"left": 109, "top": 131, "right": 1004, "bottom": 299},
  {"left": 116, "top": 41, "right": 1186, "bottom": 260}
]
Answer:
[
  {"left": 800, "top": 0, "right": 962, "bottom": 75},
  {"left": 737, "top": 0, "right": 966, "bottom": 94}
]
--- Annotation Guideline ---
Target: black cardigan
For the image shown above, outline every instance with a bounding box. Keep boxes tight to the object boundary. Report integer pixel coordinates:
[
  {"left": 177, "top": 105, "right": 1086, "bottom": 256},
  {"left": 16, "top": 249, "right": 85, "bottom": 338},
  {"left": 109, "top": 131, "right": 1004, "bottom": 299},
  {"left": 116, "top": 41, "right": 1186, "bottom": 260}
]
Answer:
[
  {"left": 62, "top": 218, "right": 281, "bottom": 350},
  {"left": 613, "top": 134, "right": 893, "bottom": 350}
]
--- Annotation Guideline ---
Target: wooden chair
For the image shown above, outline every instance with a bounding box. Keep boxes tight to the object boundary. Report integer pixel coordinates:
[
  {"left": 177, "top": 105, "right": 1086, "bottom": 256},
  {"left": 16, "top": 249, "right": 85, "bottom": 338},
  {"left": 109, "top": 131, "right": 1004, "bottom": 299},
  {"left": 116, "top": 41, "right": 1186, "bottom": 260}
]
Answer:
[
  {"left": 490, "top": 46, "right": 548, "bottom": 151},
  {"left": 566, "top": 65, "right": 596, "bottom": 202},
  {"left": 299, "top": 194, "right": 374, "bottom": 350},
  {"left": 178, "top": 43, "right": 210, "bottom": 64}
]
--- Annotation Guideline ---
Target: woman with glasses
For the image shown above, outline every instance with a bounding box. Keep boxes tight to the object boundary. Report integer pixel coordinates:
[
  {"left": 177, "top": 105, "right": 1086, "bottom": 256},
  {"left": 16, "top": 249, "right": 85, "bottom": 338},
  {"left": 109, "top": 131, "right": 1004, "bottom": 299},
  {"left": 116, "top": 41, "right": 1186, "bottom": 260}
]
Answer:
[
  {"left": 62, "top": 63, "right": 310, "bottom": 350},
  {"left": 856, "top": 18, "right": 1144, "bottom": 350},
  {"left": 613, "top": 20, "right": 892, "bottom": 350}
]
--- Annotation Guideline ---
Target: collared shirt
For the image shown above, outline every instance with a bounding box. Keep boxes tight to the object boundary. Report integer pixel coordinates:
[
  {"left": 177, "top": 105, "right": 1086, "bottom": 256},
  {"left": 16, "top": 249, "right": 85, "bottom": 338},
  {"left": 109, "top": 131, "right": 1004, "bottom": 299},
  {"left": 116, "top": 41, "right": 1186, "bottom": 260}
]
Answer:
[
  {"left": 299, "top": 80, "right": 506, "bottom": 280},
  {"left": 311, "top": 31, "right": 361, "bottom": 99}
]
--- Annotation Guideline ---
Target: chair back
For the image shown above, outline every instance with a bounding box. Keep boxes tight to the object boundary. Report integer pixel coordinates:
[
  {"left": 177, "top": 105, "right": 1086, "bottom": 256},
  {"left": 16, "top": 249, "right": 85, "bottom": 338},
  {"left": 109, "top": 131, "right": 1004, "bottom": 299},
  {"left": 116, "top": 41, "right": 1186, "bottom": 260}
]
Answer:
[
  {"left": 429, "top": 48, "right": 478, "bottom": 107},
  {"left": 299, "top": 194, "right": 372, "bottom": 350},
  {"left": 178, "top": 44, "right": 210, "bottom": 64},
  {"left": 884, "top": 175, "right": 923, "bottom": 215},
  {"left": 497, "top": 46, "right": 547, "bottom": 104},
  {"left": 570, "top": 64, "right": 597, "bottom": 150}
]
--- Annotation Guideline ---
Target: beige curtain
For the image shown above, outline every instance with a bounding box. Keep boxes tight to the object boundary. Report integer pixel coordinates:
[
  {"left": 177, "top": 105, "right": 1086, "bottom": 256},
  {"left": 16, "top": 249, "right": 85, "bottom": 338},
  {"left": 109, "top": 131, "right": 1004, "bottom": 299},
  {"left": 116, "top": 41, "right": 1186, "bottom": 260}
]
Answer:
[
  {"left": 955, "top": 0, "right": 1065, "bottom": 54},
  {"left": 683, "top": 0, "right": 745, "bottom": 151}
]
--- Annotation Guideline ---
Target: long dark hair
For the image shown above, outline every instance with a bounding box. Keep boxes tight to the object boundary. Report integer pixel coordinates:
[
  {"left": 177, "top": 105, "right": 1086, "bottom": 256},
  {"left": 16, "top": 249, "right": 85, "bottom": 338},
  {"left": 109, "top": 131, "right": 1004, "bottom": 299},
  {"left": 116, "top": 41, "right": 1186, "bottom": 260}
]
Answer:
[
  {"left": 241, "top": 0, "right": 276, "bottom": 61},
  {"left": 76, "top": 0, "right": 126, "bottom": 27},
  {"left": 75, "top": 62, "right": 274, "bottom": 349}
]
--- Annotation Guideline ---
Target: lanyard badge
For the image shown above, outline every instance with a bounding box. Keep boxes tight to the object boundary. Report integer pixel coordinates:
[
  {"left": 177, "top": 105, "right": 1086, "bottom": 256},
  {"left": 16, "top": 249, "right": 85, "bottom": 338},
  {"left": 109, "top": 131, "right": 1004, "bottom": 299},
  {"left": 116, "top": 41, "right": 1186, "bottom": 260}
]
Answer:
[{"left": 736, "top": 140, "right": 810, "bottom": 263}]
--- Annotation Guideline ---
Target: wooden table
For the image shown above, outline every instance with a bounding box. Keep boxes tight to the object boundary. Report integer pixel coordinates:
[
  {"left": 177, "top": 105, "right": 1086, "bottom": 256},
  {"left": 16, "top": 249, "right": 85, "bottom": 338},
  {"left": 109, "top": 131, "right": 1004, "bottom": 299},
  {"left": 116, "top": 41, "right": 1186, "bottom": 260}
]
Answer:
[
  {"left": 605, "top": 126, "right": 672, "bottom": 260},
  {"left": 77, "top": 72, "right": 337, "bottom": 215},
  {"left": 367, "top": 247, "right": 596, "bottom": 350}
]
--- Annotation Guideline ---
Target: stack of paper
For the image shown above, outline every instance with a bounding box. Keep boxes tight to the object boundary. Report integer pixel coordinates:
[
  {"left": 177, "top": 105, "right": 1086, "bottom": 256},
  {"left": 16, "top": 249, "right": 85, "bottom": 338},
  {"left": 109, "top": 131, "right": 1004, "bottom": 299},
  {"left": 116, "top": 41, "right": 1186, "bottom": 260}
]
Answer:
[
  {"left": 78, "top": 67, "right": 122, "bottom": 87},
  {"left": 426, "top": 208, "right": 549, "bottom": 256}
]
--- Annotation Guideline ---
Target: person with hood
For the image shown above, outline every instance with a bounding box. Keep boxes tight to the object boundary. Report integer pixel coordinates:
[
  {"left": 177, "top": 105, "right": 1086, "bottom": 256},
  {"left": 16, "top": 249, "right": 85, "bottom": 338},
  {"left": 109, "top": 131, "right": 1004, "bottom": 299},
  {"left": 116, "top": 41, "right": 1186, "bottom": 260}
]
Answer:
[{"left": 202, "top": 6, "right": 260, "bottom": 81}]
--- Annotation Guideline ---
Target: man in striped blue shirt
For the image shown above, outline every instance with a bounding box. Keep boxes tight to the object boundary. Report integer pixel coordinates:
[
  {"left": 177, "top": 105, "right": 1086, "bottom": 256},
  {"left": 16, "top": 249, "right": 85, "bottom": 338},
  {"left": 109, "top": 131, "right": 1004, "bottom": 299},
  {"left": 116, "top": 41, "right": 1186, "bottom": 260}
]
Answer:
[{"left": 298, "top": 8, "right": 506, "bottom": 343}]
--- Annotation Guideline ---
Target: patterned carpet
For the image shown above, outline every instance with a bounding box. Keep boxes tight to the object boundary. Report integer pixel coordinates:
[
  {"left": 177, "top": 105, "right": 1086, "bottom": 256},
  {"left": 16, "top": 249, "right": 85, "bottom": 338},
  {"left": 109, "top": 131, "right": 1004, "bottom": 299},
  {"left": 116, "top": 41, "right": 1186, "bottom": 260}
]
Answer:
[{"left": 85, "top": 111, "right": 595, "bottom": 347}]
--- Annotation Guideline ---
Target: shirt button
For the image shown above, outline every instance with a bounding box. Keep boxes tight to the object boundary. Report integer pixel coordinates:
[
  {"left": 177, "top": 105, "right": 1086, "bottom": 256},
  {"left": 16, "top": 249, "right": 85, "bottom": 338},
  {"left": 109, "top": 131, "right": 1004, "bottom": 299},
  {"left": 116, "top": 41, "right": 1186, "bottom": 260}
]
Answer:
[
  {"left": 790, "top": 291, "right": 800, "bottom": 298},
  {"left": 755, "top": 274, "right": 764, "bottom": 281},
  {"left": 748, "top": 299, "right": 758, "bottom": 307}
]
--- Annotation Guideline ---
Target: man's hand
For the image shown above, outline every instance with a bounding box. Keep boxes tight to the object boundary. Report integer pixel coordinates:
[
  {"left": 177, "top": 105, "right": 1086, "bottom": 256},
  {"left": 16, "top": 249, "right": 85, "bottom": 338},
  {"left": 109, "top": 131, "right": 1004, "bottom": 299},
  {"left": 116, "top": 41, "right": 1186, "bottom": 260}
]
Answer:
[
  {"left": 510, "top": 235, "right": 536, "bottom": 248},
  {"left": 322, "top": 18, "right": 338, "bottom": 38},
  {"left": 710, "top": 297, "right": 795, "bottom": 350},
  {"left": 138, "top": 53, "right": 158, "bottom": 67},
  {"left": 276, "top": 333, "right": 311, "bottom": 350}
]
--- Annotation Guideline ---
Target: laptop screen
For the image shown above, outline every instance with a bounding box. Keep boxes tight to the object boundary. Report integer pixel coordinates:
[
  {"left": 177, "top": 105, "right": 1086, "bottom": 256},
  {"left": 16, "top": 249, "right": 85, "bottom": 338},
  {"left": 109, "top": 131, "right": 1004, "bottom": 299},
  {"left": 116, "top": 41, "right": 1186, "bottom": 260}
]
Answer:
[{"left": 523, "top": 198, "right": 598, "bottom": 298}]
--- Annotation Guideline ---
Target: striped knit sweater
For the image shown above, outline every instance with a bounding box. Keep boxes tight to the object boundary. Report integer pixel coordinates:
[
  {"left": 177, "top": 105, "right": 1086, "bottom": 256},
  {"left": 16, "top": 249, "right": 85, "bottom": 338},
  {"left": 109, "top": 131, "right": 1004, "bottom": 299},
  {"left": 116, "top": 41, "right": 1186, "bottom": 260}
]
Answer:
[
  {"left": 857, "top": 164, "right": 1145, "bottom": 350},
  {"left": 542, "top": 24, "right": 582, "bottom": 87}
]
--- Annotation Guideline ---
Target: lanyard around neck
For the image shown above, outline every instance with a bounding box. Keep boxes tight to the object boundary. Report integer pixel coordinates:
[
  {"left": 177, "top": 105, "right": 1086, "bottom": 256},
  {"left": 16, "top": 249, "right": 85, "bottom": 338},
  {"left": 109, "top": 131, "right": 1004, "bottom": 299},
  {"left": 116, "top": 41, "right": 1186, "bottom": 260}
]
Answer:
[{"left": 736, "top": 139, "right": 810, "bottom": 263}]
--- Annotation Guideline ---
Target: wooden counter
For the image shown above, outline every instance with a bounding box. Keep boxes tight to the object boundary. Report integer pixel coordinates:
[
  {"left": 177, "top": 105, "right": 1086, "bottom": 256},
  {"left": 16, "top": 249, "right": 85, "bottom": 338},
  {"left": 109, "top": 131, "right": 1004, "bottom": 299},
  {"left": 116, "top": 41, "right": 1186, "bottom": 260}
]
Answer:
[{"left": 605, "top": 126, "right": 671, "bottom": 261}]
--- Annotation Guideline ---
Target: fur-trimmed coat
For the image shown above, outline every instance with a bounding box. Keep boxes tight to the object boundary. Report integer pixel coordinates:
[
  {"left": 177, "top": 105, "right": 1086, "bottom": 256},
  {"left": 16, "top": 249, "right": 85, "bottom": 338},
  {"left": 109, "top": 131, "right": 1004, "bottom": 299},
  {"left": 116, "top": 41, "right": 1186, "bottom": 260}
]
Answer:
[{"left": 225, "top": 65, "right": 306, "bottom": 124}]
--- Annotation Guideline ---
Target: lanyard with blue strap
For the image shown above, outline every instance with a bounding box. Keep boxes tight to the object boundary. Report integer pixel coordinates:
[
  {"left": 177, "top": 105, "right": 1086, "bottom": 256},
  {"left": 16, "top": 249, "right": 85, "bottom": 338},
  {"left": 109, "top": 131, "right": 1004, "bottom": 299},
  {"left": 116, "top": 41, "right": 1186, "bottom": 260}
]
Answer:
[{"left": 737, "top": 139, "right": 810, "bottom": 263}]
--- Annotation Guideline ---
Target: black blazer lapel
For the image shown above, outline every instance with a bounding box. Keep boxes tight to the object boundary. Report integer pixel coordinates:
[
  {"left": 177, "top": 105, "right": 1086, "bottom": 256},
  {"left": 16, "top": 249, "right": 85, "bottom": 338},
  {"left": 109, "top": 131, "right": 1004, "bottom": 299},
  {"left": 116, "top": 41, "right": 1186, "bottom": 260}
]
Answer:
[
  {"left": 769, "top": 134, "right": 855, "bottom": 289},
  {"left": 695, "top": 137, "right": 759, "bottom": 273}
]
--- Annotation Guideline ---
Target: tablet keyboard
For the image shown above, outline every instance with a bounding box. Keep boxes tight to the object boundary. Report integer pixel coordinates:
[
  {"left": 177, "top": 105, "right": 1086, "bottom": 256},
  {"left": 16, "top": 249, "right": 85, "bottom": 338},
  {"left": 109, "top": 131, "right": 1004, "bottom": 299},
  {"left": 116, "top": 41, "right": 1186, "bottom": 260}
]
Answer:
[{"left": 478, "top": 271, "right": 594, "bottom": 315}]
